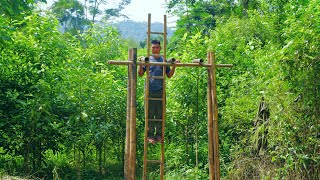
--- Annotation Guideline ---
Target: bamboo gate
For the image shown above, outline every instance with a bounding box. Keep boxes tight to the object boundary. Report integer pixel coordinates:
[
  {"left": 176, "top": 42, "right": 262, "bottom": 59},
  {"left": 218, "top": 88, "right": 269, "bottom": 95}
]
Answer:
[{"left": 108, "top": 50, "right": 232, "bottom": 180}]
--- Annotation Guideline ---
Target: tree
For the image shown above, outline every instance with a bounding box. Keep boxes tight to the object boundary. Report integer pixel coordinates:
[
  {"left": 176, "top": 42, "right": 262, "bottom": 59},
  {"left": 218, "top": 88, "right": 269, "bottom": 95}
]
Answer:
[
  {"left": 88, "top": 0, "right": 131, "bottom": 23},
  {"left": 0, "top": 12, "right": 68, "bottom": 175},
  {"left": 0, "top": 0, "right": 46, "bottom": 21},
  {"left": 166, "top": 0, "right": 224, "bottom": 54},
  {"left": 51, "top": 0, "right": 87, "bottom": 33},
  {"left": 0, "top": 11, "right": 129, "bottom": 178}
]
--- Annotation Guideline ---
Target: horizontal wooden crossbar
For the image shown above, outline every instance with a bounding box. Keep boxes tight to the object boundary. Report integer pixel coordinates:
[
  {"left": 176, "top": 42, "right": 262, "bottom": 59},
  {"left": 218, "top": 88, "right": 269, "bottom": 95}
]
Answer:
[
  {"left": 148, "top": 97, "right": 163, "bottom": 101},
  {"left": 108, "top": 61, "right": 233, "bottom": 68},
  {"left": 149, "top": 119, "right": 162, "bottom": 122},
  {"left": 150, "top": 76, "right": 164, "bottom": 79},
  {"left": 147, "top": 160, "right": 162, "bottom": 164},
  {"left": 148, "top": 31, "right": 164, "bottom": 35}
]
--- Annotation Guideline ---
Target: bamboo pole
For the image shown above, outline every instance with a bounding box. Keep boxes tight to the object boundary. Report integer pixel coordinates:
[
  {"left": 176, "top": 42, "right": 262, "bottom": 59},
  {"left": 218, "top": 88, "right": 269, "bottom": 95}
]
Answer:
[
  {"left": 160, "top": 68, "right": 165, "bottom": 180},
  {"left": 129, "top": 48, "right": 137, "bottom": 180},
  {"left": 142, "top": 58, "right": 150, "bottom": 180},
  {"left": 124, "top": 49, "right": 132, "bottom": 180},
  {"left": 147, "top": 13, "right": 151, "bottom": 57},
  {"left": 108, "top": 60, "right": 233, "bottom": 68},
  {"left": 160, "top": 68, "right": 166, "bottom": 180},
  {"left": 207, "top": 52, "right": 215, "bottom": 180},
  {"left": 142, "top": 70, "right": 149, "bottom": 179},
  {"left": 143, "top": 14, "right": 151, "bottom": 180},
  {"left": 149, "top": 31, "right": 164, "bottom": 35},
  {"left": 163, "top": 14, "right": 167, "bottom": 62},
  {"left": 160, "top": 14, "right": 167, "bottom": 180},
  {"left": 210, "top": 52, "right": 221, "bottom": 179}
]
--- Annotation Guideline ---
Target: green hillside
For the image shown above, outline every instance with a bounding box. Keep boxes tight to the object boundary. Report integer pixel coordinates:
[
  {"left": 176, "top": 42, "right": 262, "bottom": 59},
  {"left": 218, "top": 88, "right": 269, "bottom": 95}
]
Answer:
[{"left": 113, "top": 20, "right": 175, "bottom": 42}]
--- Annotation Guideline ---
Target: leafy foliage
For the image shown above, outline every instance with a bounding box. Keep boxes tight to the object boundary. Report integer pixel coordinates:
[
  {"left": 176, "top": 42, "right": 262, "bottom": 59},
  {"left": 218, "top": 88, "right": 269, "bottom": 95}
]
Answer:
[
  {"left": 0, "top": 0, "right": 47, "bottom": 21},
  {"left": 166, "top": 0, "right": 319, "bottom": 179},
  {"left": 208, "top": 0, "right": 320, "bottom": 179},
  {"left": 0, "top": 12, "right": 128, "bottom": 178}
]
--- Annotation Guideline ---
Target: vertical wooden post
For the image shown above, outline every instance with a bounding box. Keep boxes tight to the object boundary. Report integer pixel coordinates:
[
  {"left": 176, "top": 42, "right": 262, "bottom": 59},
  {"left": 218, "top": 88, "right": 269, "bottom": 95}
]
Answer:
[
  {"left": 143, "top": 14, "right": 151, "bottom": 180},
  {"left": 147, "top": 13, "right": 151, "bottom": 57},
  {"left": 142, "top": 57, "right": 150, "bottom": 180},
  {"left": 160, "top": 66, "right": 166, "bottom": 180},
  {"left": 207, "top": 52, "right": 215, "bottom": 180},
  {"left": 210, "top": 52, "right": 221, "bottom": 179},
  {"left": 142, "top": 66, "right": 150, "bottom": 180},
  {"left": 160, "top": 14, "right": 167, "bottom": 180},
  {"left": 124, "top": 49, "right": 132, "bottom": 180},
  {"left": 129, "top": 48, "right": 137, "bottom": 180},
  {"left": 163, "top": 15, "right": 167, "bottom": 62}
]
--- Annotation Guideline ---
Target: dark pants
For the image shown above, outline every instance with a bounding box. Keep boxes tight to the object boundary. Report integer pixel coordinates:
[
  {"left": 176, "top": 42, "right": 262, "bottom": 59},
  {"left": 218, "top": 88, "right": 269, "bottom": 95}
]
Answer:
[{"left": 148, "top": 91, "right": 163, "bottom": 137}]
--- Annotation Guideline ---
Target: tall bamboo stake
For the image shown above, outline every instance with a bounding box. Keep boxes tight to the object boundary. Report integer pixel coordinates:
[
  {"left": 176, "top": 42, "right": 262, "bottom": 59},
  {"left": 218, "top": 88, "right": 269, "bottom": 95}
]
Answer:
[
  {"left": 124, "top": 49, "right": 132, "bottom": 180},
  {"left": 207, "top": 52, "right": 215, "bottom": 180},
  {"left": 129, "top": 48, "right": 137, "bottom": 180},
  {"left": 210, "top": 52, "right": 221, "bottom": 179}
]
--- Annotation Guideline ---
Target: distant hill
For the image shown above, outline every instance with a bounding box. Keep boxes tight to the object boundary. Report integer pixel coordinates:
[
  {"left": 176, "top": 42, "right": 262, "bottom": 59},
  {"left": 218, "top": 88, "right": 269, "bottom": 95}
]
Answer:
[{"left": 112, "top": 20, "right": 175, "bottom": 42}]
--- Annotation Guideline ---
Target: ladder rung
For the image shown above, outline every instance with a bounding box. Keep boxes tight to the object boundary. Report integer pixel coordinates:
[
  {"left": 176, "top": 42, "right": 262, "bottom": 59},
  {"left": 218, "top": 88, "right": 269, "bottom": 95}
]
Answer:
[
  {"left": 150, "top": 76, "right": 164, "bottom": 79},
  {"left": 148, "top": 31, "right": 164, "bottom": 35},
  {"left": 148, "top": 97, "right": 163, "bottom": 101},
  {"left": 147, "top": 160, "right": 162, "bottom": 164},
  {"left": 148, "top": 119, "right": 162, "bottom": 122}
]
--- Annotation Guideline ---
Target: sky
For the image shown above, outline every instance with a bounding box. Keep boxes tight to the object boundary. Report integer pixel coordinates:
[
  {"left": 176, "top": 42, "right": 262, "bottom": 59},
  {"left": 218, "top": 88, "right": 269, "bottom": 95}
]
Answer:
[
  {"left": 121, "top": 0, "right": 175, "bottom": 23},
  {"left": 42, "top": 0, "right": 177, "bottom": 26}
]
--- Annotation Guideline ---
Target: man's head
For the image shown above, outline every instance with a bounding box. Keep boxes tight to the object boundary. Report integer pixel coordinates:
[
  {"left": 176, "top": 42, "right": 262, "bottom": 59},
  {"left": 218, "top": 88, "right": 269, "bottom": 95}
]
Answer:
[{"left": 151, "top": 40, "right": 161, "bottom": 58}]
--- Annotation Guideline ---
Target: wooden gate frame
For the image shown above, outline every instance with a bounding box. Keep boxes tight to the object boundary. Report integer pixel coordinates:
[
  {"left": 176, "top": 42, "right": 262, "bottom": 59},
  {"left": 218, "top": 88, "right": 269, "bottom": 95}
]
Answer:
[{"left": 109, "top": 50, "right": 232, "bottom": 180}]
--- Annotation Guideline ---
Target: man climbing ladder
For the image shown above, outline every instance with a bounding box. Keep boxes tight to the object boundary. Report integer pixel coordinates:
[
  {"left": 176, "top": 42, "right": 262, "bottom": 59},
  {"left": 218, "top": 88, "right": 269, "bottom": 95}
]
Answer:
[
  {"left": 140, "top": 14, "right": 180, "bottom": 180},
  {"left": 138, "top": 40, "right": 179, "bottom": 144}
]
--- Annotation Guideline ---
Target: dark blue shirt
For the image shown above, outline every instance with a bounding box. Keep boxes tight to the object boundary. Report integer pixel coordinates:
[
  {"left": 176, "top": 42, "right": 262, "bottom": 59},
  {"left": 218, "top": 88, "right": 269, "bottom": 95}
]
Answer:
[{"left": 143, "top": 56, "right": 170, "bottom": 93}]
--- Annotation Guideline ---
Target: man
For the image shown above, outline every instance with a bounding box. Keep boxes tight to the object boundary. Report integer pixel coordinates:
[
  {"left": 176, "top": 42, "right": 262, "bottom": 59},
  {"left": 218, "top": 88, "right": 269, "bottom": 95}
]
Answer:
[{"left": 138, "top": 40, "right": 179, "bottom": 144}]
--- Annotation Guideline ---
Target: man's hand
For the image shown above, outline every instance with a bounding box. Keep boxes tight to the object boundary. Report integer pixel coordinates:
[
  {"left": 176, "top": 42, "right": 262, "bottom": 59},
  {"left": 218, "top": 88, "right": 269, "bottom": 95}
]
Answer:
[
  {"left": 138, "top": 64, "right": 145, "bottom": 77},
  {"left": 167, "top": 60, "right": 179, "bottom": 78}
]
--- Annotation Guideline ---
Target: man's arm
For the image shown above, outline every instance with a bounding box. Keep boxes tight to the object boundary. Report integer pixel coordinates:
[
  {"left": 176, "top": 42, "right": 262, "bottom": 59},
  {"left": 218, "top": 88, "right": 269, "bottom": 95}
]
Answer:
[
  {"left": 166, "top": 60, "right": 180, "bottom": 78},
  {"left": 138, "top": 65, "right": 145, "bottom": 77}
]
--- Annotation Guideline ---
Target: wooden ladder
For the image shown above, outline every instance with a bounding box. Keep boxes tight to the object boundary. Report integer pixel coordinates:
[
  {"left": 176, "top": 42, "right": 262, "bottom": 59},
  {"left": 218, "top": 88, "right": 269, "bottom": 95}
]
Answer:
[{"left": 142, "top": 13, "right": 167, "bottom": 180}]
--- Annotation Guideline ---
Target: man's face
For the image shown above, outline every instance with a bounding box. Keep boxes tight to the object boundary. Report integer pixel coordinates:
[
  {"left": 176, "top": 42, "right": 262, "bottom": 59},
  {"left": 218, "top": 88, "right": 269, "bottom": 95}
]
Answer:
[{"left": 151, "top": 44, "right": 161, "bottom": 55}]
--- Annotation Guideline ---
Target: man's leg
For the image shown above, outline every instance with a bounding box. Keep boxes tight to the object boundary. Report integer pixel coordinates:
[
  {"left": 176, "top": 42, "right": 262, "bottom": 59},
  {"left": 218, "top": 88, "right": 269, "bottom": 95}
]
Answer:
[
  {"left": 148, "top": 93, "right": 157, "bottom": 143},
  {"left": 153, "top": 91, "right": 163, "bottom": 143}
]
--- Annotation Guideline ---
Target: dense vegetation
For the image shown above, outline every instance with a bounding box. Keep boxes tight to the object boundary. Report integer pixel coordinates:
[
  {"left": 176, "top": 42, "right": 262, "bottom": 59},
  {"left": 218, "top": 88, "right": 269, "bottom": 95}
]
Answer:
[{"left": 0, "top": 0, "right": 319, "bottom": 179}]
